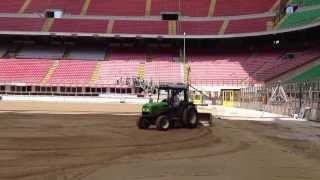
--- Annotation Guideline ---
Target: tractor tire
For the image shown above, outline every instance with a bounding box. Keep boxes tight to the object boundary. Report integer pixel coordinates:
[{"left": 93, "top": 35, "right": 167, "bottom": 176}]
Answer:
[
  {"left": 137, "top": 117, "right": 150, "bottom": 129},
  {"left": 156, "top": 115, "right": 171, "bottom": 131},
  {"left": 183, "top": 106, "right": 198, "bottom": 128}
]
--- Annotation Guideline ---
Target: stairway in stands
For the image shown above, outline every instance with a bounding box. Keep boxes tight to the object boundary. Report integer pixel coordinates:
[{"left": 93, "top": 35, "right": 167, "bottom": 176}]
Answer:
[
  {"left": 138, "top": 63, "right": 145, "bottom": 80},
  {"left": 89, "top": 61, "right": 102, "bottom": 85},
  {"left": 81, "top": 0, "right": 91, "bottom": 15},
  {"left": 145, "top": 0, "right": 152, "bottom": 16},
  {"left": 41, "top": 60, "right": 59, "bottom": 85},
  {"left": 183, "top": 64, "right": 190, "bottom": 84},
  {"left": 219, "top": 20, "right": 229, "bottom": 35},
  {"left": 208, "top": 0, "right": 217, "bottom": 17},
  {"left": 18, "top": 0, "right": 32, "bottom": 14},
  {"left": 168, "top": 21, "right": 177, "bottom": 35},
  {"left": 41, "top": 18, "right": 54, "bottom": 32},
  {"left": 106, "top": 20, "right": 114, "bottom": 33}
]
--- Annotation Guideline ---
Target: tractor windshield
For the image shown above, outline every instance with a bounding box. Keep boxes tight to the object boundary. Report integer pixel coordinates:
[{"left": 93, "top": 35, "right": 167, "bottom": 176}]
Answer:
[{"left": 157, "top": 89, "right": 169, "bottom": 103}]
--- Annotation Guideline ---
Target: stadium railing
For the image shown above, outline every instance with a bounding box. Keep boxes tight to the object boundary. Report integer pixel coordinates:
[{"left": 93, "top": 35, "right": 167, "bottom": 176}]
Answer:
[{"left": 238, "top": 79, "right": 320, "bottom": 119}]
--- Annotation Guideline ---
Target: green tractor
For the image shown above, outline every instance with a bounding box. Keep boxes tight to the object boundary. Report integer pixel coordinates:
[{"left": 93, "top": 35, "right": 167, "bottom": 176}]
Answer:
[{"left": 137, "top": 83, "right": 208, "bottom": 131}]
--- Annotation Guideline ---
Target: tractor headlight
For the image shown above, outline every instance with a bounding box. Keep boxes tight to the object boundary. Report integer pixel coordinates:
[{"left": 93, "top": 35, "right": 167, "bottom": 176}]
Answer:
[{"left": 142, "top": 107, "right": 151, "bottom": 112}]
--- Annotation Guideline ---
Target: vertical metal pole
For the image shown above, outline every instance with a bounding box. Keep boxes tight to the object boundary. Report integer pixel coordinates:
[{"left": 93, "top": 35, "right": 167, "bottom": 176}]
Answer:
[
  {"left": 183, "top": 32, "right": 186, "bottom": 64},
  {"left": 299, "top": 82, "right": 302, "bottom": 110},
  {"left": 317, "top": 80, "right": 320, "bottom": 110}
]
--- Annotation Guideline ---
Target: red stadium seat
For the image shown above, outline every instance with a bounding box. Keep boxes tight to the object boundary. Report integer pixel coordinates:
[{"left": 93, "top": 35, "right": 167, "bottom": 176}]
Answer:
[
  {"left": 0, "top": 0, "right": 23, "bottom": 13},
  {"left": 47, "top": 60, "right": 97, "bottom": 85},
  {"left": 0, "top": 17, "right": 43, "bottom": 32},
  {"left": 96, "top": 60, "right": 141, "bottom": 85},
  {"left": 87, "top": 0, "right": 145, "bottom": 16},
  {"left": 50, "top": 19, "right": 108, "bottom": 33},
  {"left": 26, "top": 0, "right": 84, "bottom": 14},
  {"left": 177, "top": 21, "right": 222, "bottom": 35},
  {"left": 214, "top": 0, "right": 277, "bottom": 16},
  {"left": 226, "top": 17, "right": 271, "bottom": 34},
  {"left": 151, "top": 0, "right": 210, "bottom": 17},
  {"left": 144, "top": 61, "right": 183, "bottom": 83},
  {"left": 113, "top": 20, "right": 167, "bottom": 35},
  {"left": 0, "top": 59, "right": 53, "bottom": 84}
]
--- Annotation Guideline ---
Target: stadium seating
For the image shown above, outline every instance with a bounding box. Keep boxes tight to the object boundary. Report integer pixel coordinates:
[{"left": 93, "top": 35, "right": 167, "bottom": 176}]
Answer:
[
  {"left": 290, "top": 64, "right": 320, "bottom": 81},
  {"left": 16, "top": 46, "right": 65, "bottom": 59},
  {"left": 144, "top": 61, "right": 183, "bottom": 83},
  {"left": 113, "top": 20, "right": 168, "bottom": 35},
  {"left": 50, "top": 19, "right": 108, "bottom": 33},
  {"left": 226, "top": 17, "right": 271, "bottom": 34},
  {"left": 149, "top": 48, "right": 179, "bottom": 61},
  {"left": 109, "top": 47, "right": 178, "bottom": 61},
  {"left": 291, "top": 0, "right": 320, "bottom": 7},
  {"left": 0, "top": 0, "right": 314, "bottom": 36},
  {"left": 150, "top": 0, "right": 179, "bottom": 16},
  {"left": 0, "top": 0, "right": 23, "bottom": 13},
  {"left": 214, "top": 0, "right": 277, "bottom": 16},
  {"left": 0, "top": 47, "right": 319, "bottom": 86},
  {"left": 87, "top": 0, "right": 145, "bottom": 16},
  {"left": 280, "top": 8, "right": 320, "bottom": 29},
  {"left": 96, "top": 60, "right": 141, "bottom": 85},
  {"left": 190, "top": 61, "right": 250, "bottom": 85},
  {"left": 188, "top": 52, "right": 251, "bottom": 85},
  {"left": 47, "top": 60, "right": 97, "bottom": 85},
  {"left": 180, "top": 0, "right": 211, "bottom": 17},
  {"left": 0, "top": 1, "right": 319, "bottom": 93},
  {"left": 0, "top": 0, "right": 279, "bottom": 16},
  {"left": 240, "top": 50, "right": 285, "bottom": 83},
  {"left": 0, "top": 59, "right": 53, "bottom": 84},
  {"left": 242, "top": 50, "right": 284, "bottom": 76},
  {"left": 66, "top": 47, "right": 106, "bottom": 61},
  {"left": 254, "top": 49, "right": 320, "bottom": 81},
  {"left": 110, "top": 48, "right": 147, "bottom": 61},
  {"left": 177, "top": 21, "right": 222, "bottom": 35},
  {"left": 0, "top": 0, "right": 315, "bottom": 36},
  {"left": 0, "top": 17, "right": 43, "bottom": 31},
  {"left": 151, "top": 0, "right": 211, "bottom": 16},
  {"left": 187, "top": 48, "right": 320, "bottom": 85},
  {"left": 26, "top": 0, "right": 84, "bottom": 14},
  {"left": 0, "top": 17, "right": 273, "bottom": 35}
]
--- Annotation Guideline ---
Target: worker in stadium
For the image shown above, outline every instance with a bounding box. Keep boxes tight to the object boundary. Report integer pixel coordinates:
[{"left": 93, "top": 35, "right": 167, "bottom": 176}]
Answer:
[{"left": 169, "top": 90, "right": 180, "bottom": 108}]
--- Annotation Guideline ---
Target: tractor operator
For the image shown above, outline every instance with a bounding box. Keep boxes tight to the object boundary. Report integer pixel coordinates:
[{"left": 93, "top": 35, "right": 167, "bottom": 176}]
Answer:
[{"left": 170, "top": 90, "right": 180, "bottom": 107}]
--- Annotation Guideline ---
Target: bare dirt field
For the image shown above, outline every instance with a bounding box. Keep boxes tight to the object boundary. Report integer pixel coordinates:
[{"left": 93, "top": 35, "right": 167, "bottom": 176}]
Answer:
[
  {"left": 0, "top": 101, "right": 142, "bottom": 114},
  {"left": 0, "top": 102, "right": 320, "bottom": 180}
]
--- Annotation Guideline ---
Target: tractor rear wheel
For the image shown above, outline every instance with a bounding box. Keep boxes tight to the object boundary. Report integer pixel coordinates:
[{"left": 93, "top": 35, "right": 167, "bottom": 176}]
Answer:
[
  {"left": 183, "top": 107, "right": 198, "bottom": 128},
  {"left": 137, "top": 117, "right": 150, "bottom": 129},
  {"left": 156, "top": 115, "right": 171, "bottom": 131}
]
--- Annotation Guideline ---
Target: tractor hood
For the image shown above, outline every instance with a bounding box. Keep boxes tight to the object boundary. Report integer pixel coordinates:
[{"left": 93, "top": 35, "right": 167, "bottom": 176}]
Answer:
[{"left": 142, "top": 101, "right": 169, "bottom": 113}]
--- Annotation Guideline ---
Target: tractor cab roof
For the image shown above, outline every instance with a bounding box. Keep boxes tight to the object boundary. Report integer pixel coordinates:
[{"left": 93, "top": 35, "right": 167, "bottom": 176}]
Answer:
[{"left": 158, "top": 83, "right": 188, "bottom": 91}]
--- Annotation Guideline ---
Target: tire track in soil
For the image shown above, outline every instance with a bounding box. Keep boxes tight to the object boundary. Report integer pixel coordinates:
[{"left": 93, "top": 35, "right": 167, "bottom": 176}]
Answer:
[{"left": 0, "top": 114, "right": 250, "bottom": 180}]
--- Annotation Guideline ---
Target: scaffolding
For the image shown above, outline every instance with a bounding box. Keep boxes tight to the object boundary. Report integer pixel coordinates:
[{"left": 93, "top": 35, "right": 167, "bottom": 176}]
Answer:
[{"left": 238, "top": 80, "right": 320, "bottom": 117}]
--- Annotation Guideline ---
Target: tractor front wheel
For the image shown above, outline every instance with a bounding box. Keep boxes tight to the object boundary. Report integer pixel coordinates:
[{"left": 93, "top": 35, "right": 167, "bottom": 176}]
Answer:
[
  {"left": 137, "top": 117, "right": 151, "bottom": 129},
  {"left": 156, "top": 115, "right": 171, "bottom": 131}
]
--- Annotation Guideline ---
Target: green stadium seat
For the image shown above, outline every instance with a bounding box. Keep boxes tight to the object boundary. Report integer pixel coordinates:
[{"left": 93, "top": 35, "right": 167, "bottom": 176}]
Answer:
[
  {"left": 291, "top": 0, "right": 320, "bottom": 7},
  {"left": 280, "top": 8, "right": 320, "bottom": 29},
  {"left": 289, "top": 64, "right": 320, "bottom": 81}
]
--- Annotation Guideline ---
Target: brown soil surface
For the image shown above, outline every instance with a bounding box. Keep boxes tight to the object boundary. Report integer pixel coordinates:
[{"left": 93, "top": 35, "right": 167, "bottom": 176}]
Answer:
[
  {"left": 0, "top": 101, "right": 142, "bottom": 113},
  {"left": 0, "top": 102, "right": 320, "bottom": 180}
]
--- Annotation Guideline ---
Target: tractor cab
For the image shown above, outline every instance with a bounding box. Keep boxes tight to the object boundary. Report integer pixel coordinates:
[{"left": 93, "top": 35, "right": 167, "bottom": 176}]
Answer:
[
  {"left": 157, "top": 84, "right": 188, "bottom": 106},
  {"left": 138, "top": 83, "right": 199, "bottom": 130}
]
